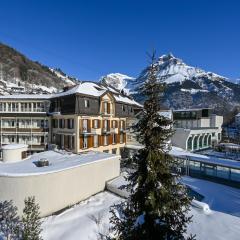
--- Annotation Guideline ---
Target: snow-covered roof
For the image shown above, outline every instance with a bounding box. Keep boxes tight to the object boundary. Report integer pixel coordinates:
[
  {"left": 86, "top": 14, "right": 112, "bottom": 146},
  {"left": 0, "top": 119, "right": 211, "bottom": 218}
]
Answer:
[
  {"left": 113, "top": 94, "right": 142, "bottom": 107},
  {"left": 170, "top": 147, "right": 240, "bottom": 169},
  {"left": 54, "top": 82, "right": 107, "bottom": 98},
  {"left": 54, "top": 82, "right": 142, "bottom": 107},
  {"left": 1, "top": 144, "right": 28, "bottom": 150},
  {"left": 173, "top": 108, "right": 212, "bottom": 112},
  {"left": 0, "top": 94, "right": 52, "bottom": 100},
  {"left": 0, "top": 150, "right": 119, "bottom": 177},
  {"left": 0, "top": 81, "right": 142, "bottom": 107}
]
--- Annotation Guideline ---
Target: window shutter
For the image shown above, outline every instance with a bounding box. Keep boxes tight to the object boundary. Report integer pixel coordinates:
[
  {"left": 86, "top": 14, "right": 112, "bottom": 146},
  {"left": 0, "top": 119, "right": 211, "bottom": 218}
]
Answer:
[
  {"left": 117, "top": 134, "right": 120, "bottom": 143},
  {"left": 79, "top": 136, "right": 83, "bottom": 149},
  {"left": 92, "top": 119, "right": 95, "bottom": 128},
  {"left": 87, "top": 119, "right": 91, "bottom": 132},
  {"left": 98, "top": 135, "right": 102, "bottom": 146},
  {"left": 101, "top": 102, "right": 104, "bottom": 113},
  {"left": 124, "top": 133, "right": 127, "bottom": 143},
  {"left": 109, "top": 134, "right": 113, "bottom": 145},
  {"left": 115, "top": 120, "right": 118, "bottom": 128},
  {"left": 88, "top": 136, "right": 93, "bottom": 148},
  {"left": 107, "top": 103, "right": 110, "bottom": 114},
  {"left": 79, "top": 119, "right": 83, "bottom": 132},
  {"left": 107, "top": 120, "right": 110, "bottom": 131},
  {"left": 98, "top": 119, "right": 101, "bottom": 128}
]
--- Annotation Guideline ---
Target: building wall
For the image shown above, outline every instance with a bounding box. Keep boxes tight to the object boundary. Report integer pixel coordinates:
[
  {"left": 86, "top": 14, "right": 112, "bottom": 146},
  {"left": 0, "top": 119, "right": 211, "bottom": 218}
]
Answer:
[
  {"left": 0, "top": 156, "right": 120, "bottom": 217},
  {"left": 0, "top": 99, "right": 50, "bottom": 153},
  {"left": 51, "top": 115, "right": 127, "bottom": 155}
]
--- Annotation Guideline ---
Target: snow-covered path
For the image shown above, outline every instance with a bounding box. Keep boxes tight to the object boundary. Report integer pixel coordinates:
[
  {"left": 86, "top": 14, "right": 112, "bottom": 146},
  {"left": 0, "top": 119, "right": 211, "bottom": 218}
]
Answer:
[{"left": 42, "top": 178, "right": 240, "bottom": 240}]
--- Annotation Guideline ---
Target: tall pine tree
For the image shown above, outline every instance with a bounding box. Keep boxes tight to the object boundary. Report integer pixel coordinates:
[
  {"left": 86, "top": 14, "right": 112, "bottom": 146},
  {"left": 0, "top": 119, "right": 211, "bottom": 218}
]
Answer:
[
  {"left": 0, "top": 200, "right": 21, "bottom": 240},
  {"left": 21, "top": 196, "right": 42, "bottom": 240},
  {"left": 110, "top": 52, "right": 194, "bottom": 240}
]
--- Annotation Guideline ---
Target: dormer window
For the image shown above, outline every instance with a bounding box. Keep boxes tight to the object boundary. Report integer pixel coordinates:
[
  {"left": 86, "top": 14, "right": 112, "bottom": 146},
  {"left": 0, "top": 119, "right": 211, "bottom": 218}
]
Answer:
[
  {"left": 84, "top": 99, "right": 90, "bottom": 108},
  {"left": 104, "top": 102, "right": 108, "bottom": 113},
  {"left": 122, "top": 105, "right": 126, "bottom": 112}
]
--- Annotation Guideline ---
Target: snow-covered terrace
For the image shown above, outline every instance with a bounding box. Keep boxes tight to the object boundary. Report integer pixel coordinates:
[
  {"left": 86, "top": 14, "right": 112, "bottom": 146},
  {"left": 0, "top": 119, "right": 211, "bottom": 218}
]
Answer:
[
  {"left": 0, "top": 150, "right": 120, "bottom": 217},
  {"left": 0, "top": 150, "right": 118, "bottom": 177}
]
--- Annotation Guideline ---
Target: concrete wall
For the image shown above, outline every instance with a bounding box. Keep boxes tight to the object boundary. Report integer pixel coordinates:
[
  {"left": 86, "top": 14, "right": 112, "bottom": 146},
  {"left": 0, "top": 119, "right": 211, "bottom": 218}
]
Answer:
[{"left": 0, "top": 156, "right": 120, "bottom": 217}]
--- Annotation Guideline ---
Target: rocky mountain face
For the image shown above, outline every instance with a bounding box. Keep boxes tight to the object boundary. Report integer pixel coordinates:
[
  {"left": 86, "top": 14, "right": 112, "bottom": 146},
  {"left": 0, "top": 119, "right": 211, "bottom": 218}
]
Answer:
[
  {"left": 0, "top": 42, "right": 77, "bottom": 95},
  {"left": 101, "top": 54, "right": 240, "bottom": 115}
]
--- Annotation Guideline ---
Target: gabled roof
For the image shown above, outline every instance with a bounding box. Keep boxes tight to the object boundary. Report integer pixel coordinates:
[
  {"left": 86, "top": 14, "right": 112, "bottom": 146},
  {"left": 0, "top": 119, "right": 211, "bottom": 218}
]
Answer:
[
  {"left": 0, "top": 81, "right": 143, "bottom": 108},
  {"left": 54, "top": 81, "right": 143, "bottom": 107}
]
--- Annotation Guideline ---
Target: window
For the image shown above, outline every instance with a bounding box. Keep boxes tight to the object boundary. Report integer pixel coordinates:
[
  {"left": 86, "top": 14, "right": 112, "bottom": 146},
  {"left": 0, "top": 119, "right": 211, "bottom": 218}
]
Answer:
[
  {"left": 122, "top": 105, "right": 125, "bottom": 112},
  {"left": 120, "top": 133, "right": 124, "bottom": 143},
  {"left": 68, "top": 119, "right": 74, "bottom": 129},
  {"left": 104, "top": 120, "right": 108, "bottom": 130},
  {"left": 120, "top": 120, "right": 125, "bottom": 130},
  {"left": 94, "top": 119, "right": 98, "bottom": 128},
  {"left": 12, "top": 103, "right": 18, "bottom": 112},
  {"left": 112, "top": 148, "right": 117, "bottom": 154},
  {"left": 59, "top": 119, "right": 64, "bottom": 128},
  {"left": 83, "top": 119, "right": 88, "bottom": 132},
  {"left": 8, "top": 103, "right": 11, "bottom": 112},
  {"left": 84, "top": 99, "right": 90, "bottom": 108},
  {"left": 83, "top": 136, "right": 88, "bottom": 149},
  {"left": 104, "top": 102, "right": 108, "bottom": 113},
  {"left": 94, "top": 135, "right": 98, "bottom": 148},
  {"left": 212, "top": 133, "right": 215, "bottom": 137},
  {"left": 112, "top": 134, "right": 116, "bottom": 144},
  {"left": 104, "top": 135, "right": 108, "bottom": 145}
]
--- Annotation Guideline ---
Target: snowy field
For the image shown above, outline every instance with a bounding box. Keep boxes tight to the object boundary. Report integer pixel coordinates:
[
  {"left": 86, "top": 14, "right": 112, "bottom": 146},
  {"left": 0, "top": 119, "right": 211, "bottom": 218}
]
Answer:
[{"left": 42, "top": 177, "right": 240, "bottom": 240}]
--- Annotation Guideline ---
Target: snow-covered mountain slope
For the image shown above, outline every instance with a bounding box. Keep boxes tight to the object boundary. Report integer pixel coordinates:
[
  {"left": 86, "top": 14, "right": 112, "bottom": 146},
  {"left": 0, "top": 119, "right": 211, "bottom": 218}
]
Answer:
[
  {"left": 0, "top": 42, "right": 78, "bottom": 95},
  {"left": 49, "top": 68, "right": 77, "bottom": 86},
  {"left": 100, "top": 73, "right": 135, "bottom": 94},
  {"left": 101, "top": 54, "right": 240, "bottom": 114}
]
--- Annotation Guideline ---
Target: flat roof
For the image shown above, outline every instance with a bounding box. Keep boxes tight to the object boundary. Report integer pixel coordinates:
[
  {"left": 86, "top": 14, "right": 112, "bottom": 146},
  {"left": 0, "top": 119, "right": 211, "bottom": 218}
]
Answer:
[
  {"left": 0, "top": 150, "right": 119, "bottom": 177},
  {"left": 1, "top": 144, "right": 28, "bottom": 150},
  {"left": 173, "top": 108, "right": 212, "bottom": 112},
  {"left": 0, "top": 94, "right": 52, "bottom": 100},
  {"left": 170, "top": 147, "right": 240, "bottom": 169}
]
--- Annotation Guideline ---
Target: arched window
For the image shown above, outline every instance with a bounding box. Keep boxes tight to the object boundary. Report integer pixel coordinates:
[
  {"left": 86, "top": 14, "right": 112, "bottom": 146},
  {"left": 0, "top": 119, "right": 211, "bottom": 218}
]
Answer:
[
  {"left": 204, "top": 135, "right": 208, "bottom": 146},
  {"left": 208, "top": 135, "right": 212, "bottom": 146},
  {"left": 193, "top": 136, "right": 199, "bottom": 150},
  {"left": 199, "top": 136, "right": 203, "bottom": 148},
  {"left": 187, "top": 137, "right": 192, "bottom": 151}
]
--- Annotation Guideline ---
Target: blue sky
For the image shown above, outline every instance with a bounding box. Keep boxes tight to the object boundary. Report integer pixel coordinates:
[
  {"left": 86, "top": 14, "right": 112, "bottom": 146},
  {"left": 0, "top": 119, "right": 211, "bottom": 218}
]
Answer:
[{"left": 0, "top": 0, "right": 240, "bottom": 81}]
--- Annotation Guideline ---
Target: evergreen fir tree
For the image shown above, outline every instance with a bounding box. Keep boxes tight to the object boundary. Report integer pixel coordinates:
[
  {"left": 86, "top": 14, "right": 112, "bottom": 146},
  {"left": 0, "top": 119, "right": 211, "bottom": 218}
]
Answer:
[
  {"left": 0, "top": 200, "right": 21, "bottom": 240},
  {"left": 109, "top": 52, "right": 195, "bottom": 240},
  {"left": 21, "top": 197, "right": 42, "bottom": 240}
]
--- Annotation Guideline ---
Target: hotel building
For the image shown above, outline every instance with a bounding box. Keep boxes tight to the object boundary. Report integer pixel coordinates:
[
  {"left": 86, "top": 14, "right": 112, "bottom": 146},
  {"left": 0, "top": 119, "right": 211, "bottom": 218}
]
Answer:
[
  {"left": 0, "top": 82, "right": 142, "bottom": 156},
  {"left": 49, "top": 82, "right": 142, "bottom": 155},
  {"left": 0, "top": 95, "right": 50, "bottom": 154}
]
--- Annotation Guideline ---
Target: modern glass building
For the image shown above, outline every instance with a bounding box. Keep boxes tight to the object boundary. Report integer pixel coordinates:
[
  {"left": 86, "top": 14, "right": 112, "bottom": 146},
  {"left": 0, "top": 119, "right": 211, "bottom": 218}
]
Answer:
[{"left": 171, "top": 149, "right": 240, "bottom": 188}]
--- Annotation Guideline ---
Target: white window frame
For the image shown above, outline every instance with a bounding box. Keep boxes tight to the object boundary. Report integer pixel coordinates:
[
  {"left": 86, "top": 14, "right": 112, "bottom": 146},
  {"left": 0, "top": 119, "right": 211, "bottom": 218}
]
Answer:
[{"left": 93, "top": 135, "right": 98, "bottom": 148}]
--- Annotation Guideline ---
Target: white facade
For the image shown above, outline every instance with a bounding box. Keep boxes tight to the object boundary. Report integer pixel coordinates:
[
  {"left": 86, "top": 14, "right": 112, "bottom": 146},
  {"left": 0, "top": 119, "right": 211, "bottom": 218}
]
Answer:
[
  {"left": 0, "top": 150, "right": 120, "bottom": 217},
  {"left": 2, "top": 144, "right": 28, "bottom": 163},
  {"left": 172, "top": 109, "right": 223, "bottom": 151}
]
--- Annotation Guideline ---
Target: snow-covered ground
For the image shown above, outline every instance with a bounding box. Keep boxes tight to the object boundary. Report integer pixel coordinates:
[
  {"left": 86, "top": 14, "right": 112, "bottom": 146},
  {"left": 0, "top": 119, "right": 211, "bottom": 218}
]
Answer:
[{"left": 41, "top": 177, "right": 240, "bottom": 240}]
